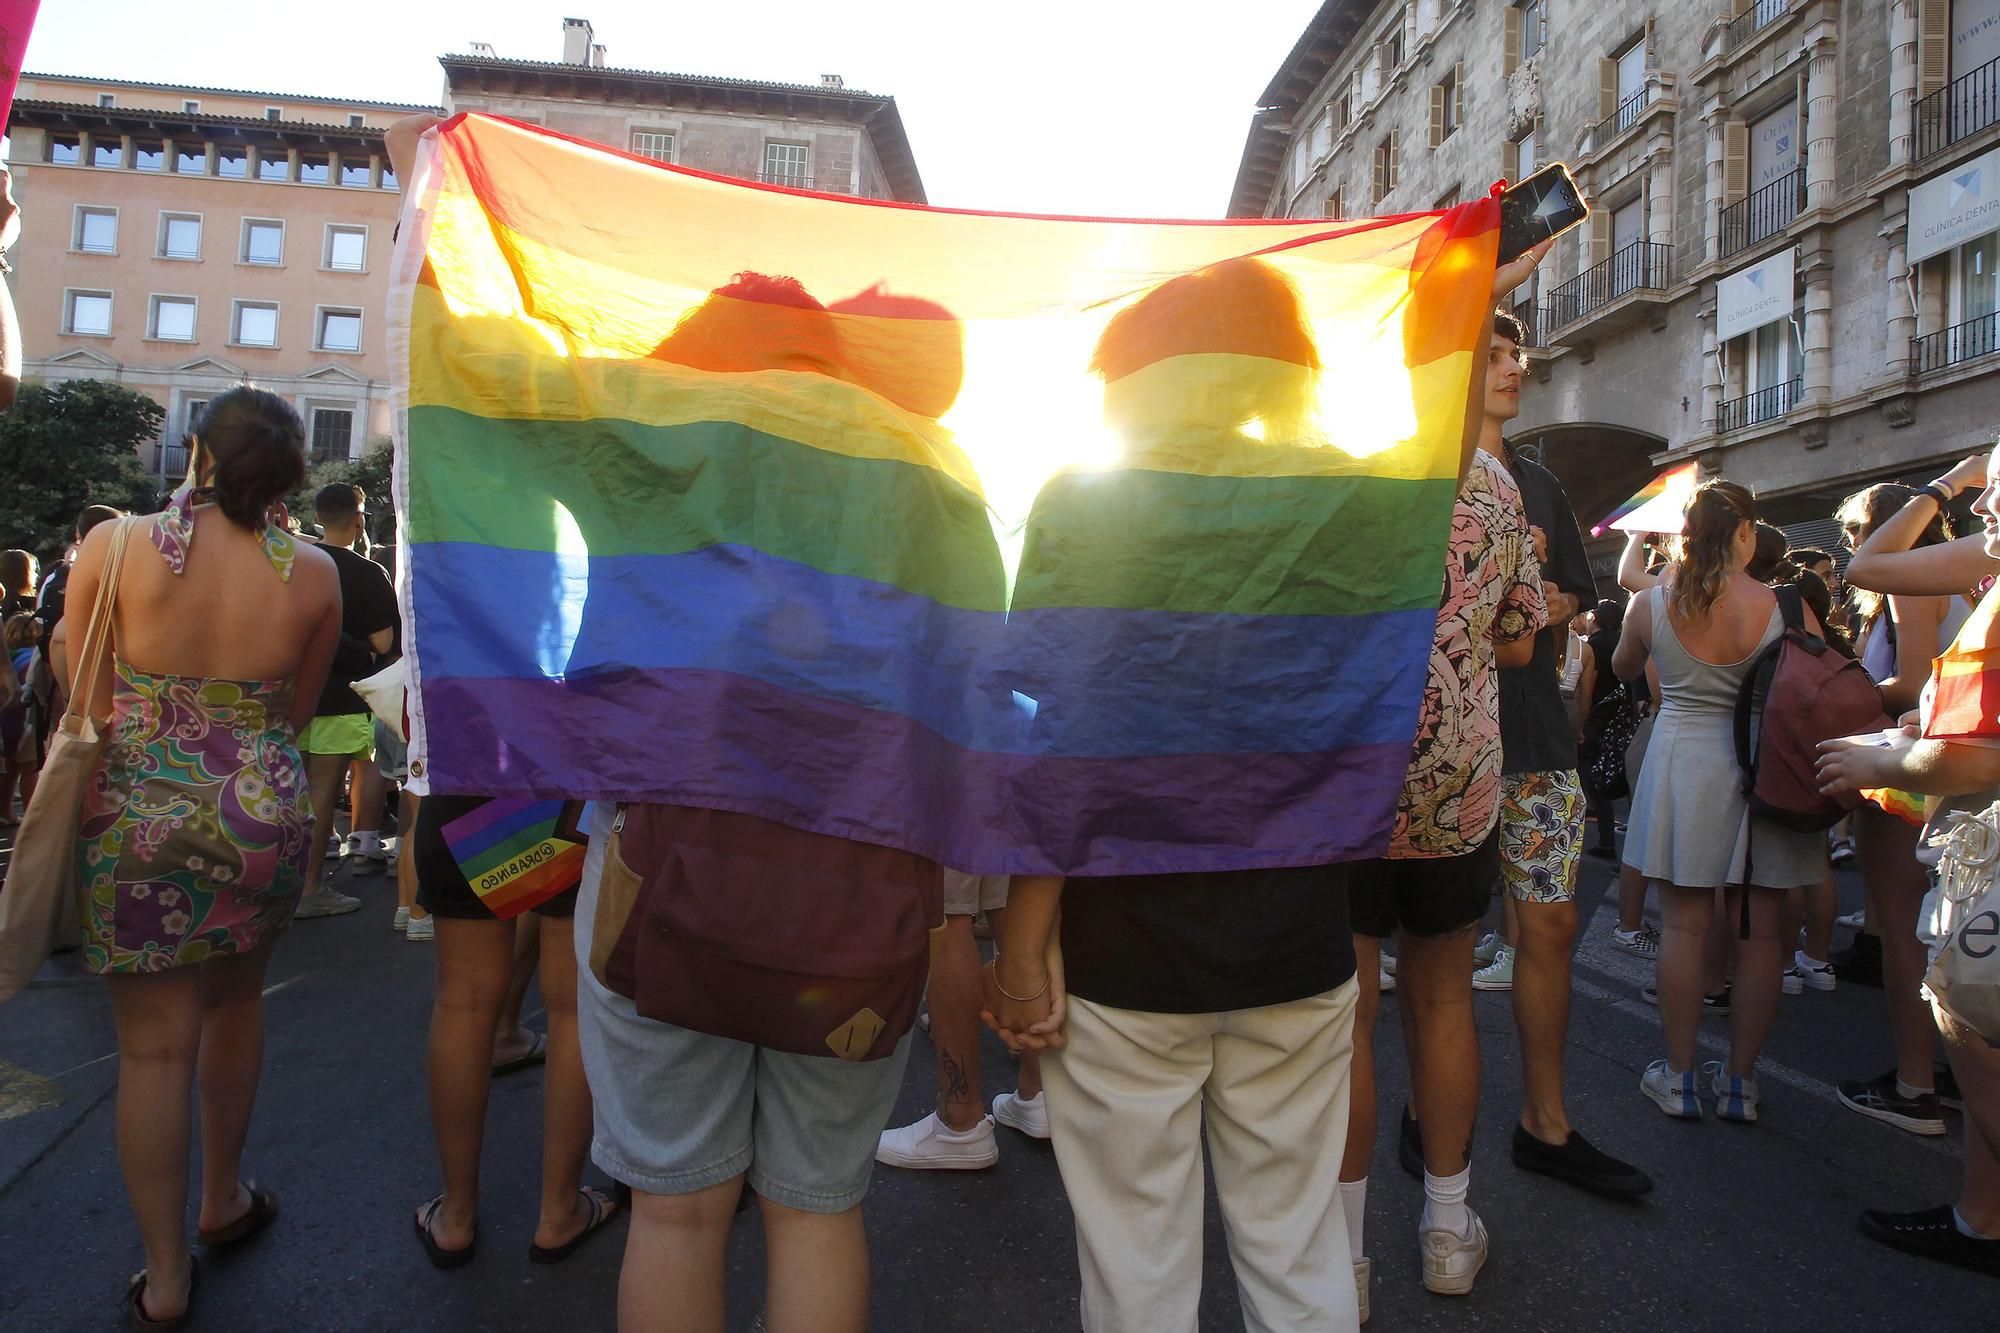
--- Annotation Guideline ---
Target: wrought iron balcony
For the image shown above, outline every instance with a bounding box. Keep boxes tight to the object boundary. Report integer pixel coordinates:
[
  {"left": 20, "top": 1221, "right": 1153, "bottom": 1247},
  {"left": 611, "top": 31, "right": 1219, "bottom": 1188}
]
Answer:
[
  {"left": 1715, "top": 377, "right": 1801, "bottom": 434},
  {"left": 1593, "top": 88, "right": 1651, "bottom": 149},
  {"left": 154, "top": 439, "right": 190, "bottom": 479},
  {"left": 1916, "top": 56, "right": 2000, "bottom": 162},
  {"left": 1545, "top": 242, "right": 1674, "bottom": 330},
  {"left": 1912, "top": 311, "right": 2000, "bottom": 374},
  {"left": 1718, "top": 168, "right": 1807, "bottom": 260},
  {"left": 1722, "top": 0, "right": 1794, "bottom": 56}
]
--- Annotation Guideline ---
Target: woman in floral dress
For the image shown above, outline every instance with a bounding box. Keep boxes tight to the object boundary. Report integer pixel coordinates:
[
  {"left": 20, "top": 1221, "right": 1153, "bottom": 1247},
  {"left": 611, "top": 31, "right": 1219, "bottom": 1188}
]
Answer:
[{"left": 65, "top": 388, "right": 341, "bottom": 1329}]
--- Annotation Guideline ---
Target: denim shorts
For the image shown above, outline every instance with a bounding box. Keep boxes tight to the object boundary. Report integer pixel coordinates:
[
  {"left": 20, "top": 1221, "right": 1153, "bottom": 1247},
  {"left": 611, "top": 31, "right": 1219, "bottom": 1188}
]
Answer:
[{"left": 572, "top": 827, "right": 911, "bottom": 1213}]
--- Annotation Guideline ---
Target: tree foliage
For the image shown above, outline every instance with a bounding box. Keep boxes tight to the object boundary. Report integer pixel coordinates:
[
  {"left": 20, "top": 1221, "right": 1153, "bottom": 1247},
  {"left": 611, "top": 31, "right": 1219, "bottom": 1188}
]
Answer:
[
  {"left": 289, "top": 434, "right": 395, "bottom": 542},
  {"left": 0, "top": 380, "right": 164, "bottom": 563}
]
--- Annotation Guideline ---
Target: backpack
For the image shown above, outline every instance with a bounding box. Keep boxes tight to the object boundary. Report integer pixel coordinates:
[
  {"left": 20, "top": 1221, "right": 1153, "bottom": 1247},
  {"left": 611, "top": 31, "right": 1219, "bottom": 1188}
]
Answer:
[
  {"left": 590, "top": 803, "right": 943, "bottom": 1062},
  {"left": 1580, "top": 680, "right": 1642, "bottom": 800},
  {"left": 1733, "top": 584, "right": 1890, "bottom": 831}
]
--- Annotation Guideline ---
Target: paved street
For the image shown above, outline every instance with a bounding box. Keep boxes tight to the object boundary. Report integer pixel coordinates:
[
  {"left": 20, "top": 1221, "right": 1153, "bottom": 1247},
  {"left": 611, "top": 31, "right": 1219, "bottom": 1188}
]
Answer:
[{"left": 0, "top": 828, "right": 1986, "bottom": 1331}]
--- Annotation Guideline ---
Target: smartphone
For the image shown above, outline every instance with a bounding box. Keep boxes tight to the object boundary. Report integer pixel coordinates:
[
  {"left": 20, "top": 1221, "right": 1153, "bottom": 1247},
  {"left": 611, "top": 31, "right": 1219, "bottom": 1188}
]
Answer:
[{"left": 1498, "top": 163, "right": 1590, "bottom": 264}]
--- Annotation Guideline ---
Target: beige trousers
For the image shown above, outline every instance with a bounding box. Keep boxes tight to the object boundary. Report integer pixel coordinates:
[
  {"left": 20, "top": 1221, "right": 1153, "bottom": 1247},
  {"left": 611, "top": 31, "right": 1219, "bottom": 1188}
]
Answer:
[{"left": 1043, "top": 981, "right": 1360, "bottom": 1333}]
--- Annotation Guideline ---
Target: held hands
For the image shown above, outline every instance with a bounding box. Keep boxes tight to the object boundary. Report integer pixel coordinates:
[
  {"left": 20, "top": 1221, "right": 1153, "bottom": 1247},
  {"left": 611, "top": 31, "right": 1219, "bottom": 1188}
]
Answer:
[
  {"left": 981, "top": 939, "right": 1067, "bottom": 1053},
  {"left": 1815, "top": 729, "right": 1912, "bottom": 799}
]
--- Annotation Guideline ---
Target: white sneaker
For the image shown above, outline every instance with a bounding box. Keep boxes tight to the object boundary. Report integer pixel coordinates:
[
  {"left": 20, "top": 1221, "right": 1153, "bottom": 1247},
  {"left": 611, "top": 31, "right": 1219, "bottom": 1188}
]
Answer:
[
  {"left": 1472, "top": 945, "right": 1514, "bottom": 991},
  {"left": 1354, "top": 1256, "right": 1371, "bottom": 1326},
  {"left": 1379, "top": 953, "right": 1398, "bottom": 977},
  {"left": 392, "top": 906, "right": 410, "bottom": 932},
  {"left": 1378, "top": 965, "right": 1397, "bottom": 994},
  {"left": 405, "top": 913, "right": 435, "bottom": 942},
  {"left": 1420, "top": 1206, "right": 1489, "bottom": 1296},
  {"left": 294, "top": 889, "right": 361, "bottom": 919},
  {"left": 875, "top": 1111, "right": 999, "bottom": 1169},
  {"left": 1793, "top": 950, "right": 1836, "bottom": 991},
  {"left": 1782, "top": 967, "right": 1804, "bottom": 996},
  {"left": 992, "top": 1090, "right": 1051, "bottom": 1140},
  {"left": 1473, "top": 932, "right": 1502, "bottom": 967},
  {"left": 324, "top": 834, "right": 345, "bottom": 862},
  {"left": 1611, "top": 925, "right": 1661, "bottom": 957}
]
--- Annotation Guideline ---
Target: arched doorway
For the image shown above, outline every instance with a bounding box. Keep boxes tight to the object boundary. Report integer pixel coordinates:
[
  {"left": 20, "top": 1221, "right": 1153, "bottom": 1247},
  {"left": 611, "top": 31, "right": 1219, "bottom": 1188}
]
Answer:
[{"left": 1505, "top": 421, "right": 1668, "bottom": 589}]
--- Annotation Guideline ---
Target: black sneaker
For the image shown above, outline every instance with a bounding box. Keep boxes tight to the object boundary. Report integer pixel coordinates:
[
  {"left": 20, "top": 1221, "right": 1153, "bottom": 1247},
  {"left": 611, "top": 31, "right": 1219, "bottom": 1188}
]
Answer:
[
  {"left": 1937, "top": 1064, "right": 1965, "bottom": 1112},
  {"left": 1832, "top": 933, "right": 1883, "bottom": 988},
  {"left": 1838, "top": 1070, "right": 1946, "bottom": 1137},
  {"left": 1859, "top": 1205, "right": 2000, "bottom": 1278},
  {"left": 1511, "top": 1125, "right": 1653, "bottom": 1198},
  {"left": 1639, "top": 985, "right": 1730, "bottom": 1015},
  {"left": 1397, "top": 1105, "right": 1423, "bottom": 1181}
]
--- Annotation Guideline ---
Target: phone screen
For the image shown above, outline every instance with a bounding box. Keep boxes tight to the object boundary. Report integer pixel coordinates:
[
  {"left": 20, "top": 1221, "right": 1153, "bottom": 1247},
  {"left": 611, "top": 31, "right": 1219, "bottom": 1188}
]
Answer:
[{"left": 1498, "top": 165, "right": 1589, "bottom": 264}]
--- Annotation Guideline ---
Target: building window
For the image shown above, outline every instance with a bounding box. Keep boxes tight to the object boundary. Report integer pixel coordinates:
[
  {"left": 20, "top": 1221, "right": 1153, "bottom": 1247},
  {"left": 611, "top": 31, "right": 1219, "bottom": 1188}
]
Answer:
[
  {"left": 1372, "top": 132, "right": 1399, "bottom": 204},
  {"left": 632, "top": 131, "right": 675, "bottom": 162},
  {"left": 97, "top": 93, "right": 115, "bottom": 108},
  {"left": 159, "top": 213, "right": 201, "bottom": 260},
  {"left": 217, "top": 147, "right": 247, "bottom": 179},
  {"left": 298, "top": 154, "right": 329, "bottom": 185},
  {"left": 182, "top": 99, "right": 200, "bottom": 114},
  {"left": 340, "top": 160, "right": 371, "bottom": 187},
  {"left": 348, "top": 114, "right": 365, "bottom": 129},
  {"left": 1513, "top": 125, "right": 1539, "bottom": 182},
  {"left": 242, "top": 219, "right": 284, "bottom": 265},
  {"left": 49, "top": 134, "right": 81, "bottom": 166},
  {"left": 1430, "top": 64, "right": 1463, "bottom": 146},
  {"left": 133, "top": 141, "right": 165, "bottom": 172},
  {"left": 65, "top": 290, "right": 114, "bottom": 336},
  {"left": 316, "top": 307, "right": 363, "bottom": 353},
  {"left": 763, "top": 142, "right": 810, "bottom": 187},
  {"left": 1518, "top": 0, "right": 1547, "bottom": 63},
  {"left": 231, "top": 301, "right": 278, "bottom": 347},
  {"left": 1435, "top": 185, "right": 1463, "bottom": 209},
  {"left": 1384, "top": 19, "right": 1406, "bottom": 71},
  {"left": 310, "top": 406, "right": 355, "bottom": 463},
  {"left": 265, "top": 108, "right": 281, "bottom": 121},
  {"left": 92, "top": 138, "right": 123, "bottom": 168},
  {"left": 175, "top": 145, "right": 206, "bottom": 174},
  {"left": 1328, "top": 188, "right": 1344, "bottom": 219},
  {"left": 1336, "top": 94, "right": 1351, "bottom": 131},
  {"left": 1610, "top": 33, "right": 1652, "bottom": 133},
  {"left": 148, "top": 295, "right": 197, "bottom": 342},
  {"left": 75, "top": 206, "right": 118, "bottom": 253},
  {"left": 256, "top": 151, "right": 289, "bottom": 182},
  {"left": 324, "top": 225, "right": 367, "bottom": 272},
  {"left": 1955, "top": 233, "right": 2000, "bottom": 328},
  {"left": 379, "top": 163, "right": 398, "bottom": 190}
]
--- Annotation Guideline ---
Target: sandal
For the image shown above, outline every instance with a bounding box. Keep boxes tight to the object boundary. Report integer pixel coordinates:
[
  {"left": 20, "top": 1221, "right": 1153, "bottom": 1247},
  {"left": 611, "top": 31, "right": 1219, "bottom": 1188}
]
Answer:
[
  {"left": 491, "top": 1030, "right": 547, "bottom": 1078},
  {"left": 528, "top": 1186, "right": 622, "bottom": 1264},
  {"left": 415, "top": 1194, "right": 477, "bottom": 1269},
  {"left": 197, "top": 1181, "right": 279, "bottom": 1248},
  {"left": 123, "top": 1254, "right": 197, "bottom": 1330}
]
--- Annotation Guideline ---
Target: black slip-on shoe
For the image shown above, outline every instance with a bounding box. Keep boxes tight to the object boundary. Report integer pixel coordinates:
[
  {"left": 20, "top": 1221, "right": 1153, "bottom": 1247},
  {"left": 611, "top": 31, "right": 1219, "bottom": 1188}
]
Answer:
[{"left": 1511, "top": 1125, "right": 1654, "bottom": 1199}]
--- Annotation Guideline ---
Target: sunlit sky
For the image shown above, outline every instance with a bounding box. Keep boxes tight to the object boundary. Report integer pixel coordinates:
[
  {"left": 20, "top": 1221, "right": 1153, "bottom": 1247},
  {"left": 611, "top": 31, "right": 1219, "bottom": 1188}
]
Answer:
[{"left": 19, "top": 0, "right": 1323, "bottom": 218}]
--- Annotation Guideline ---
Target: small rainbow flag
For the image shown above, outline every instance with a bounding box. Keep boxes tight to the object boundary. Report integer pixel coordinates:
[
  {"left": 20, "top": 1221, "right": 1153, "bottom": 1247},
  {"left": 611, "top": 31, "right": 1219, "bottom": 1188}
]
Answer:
[
  {"left": 442, "top": 798, "right": 586, "bottom": 918},
  {"left": 1860, "top": 786, "right": 1925, "bottom": 825},
  {"left": 392, "top": 114, "right": 1501, "bottom": 875},
  {"left": 1593, "top": 463, "right": 1700, "bottom": 537},
  {"left": 1926, "top": 583, "right": 2000, "bottom": 743}
]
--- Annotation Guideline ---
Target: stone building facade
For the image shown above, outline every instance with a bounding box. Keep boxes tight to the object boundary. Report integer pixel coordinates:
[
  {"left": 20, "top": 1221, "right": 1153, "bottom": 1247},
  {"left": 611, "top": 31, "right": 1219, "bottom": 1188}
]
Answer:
[
  {"left": 1231, "top": 0, "right": 2000, "bottom": 542},
  {"left": 3, "top": 17, "right": 925, "bottom": 479}
]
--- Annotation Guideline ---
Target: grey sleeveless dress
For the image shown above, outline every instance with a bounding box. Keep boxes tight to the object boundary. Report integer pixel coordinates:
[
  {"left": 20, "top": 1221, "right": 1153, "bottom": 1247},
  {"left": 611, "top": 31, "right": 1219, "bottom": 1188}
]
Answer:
[{"left": 1621, "top": 586, "right": 1826, "bottom": 889}]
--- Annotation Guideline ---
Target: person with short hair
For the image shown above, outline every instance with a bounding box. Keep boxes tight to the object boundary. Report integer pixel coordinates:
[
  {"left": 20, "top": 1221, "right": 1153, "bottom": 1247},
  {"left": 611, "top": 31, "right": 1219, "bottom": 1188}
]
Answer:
[
  {"left": 64, "top": 386, "right": 342, "bottom": 1326},
  {"left": 293, "top": 483, "right": 398, "bottom": 918}
]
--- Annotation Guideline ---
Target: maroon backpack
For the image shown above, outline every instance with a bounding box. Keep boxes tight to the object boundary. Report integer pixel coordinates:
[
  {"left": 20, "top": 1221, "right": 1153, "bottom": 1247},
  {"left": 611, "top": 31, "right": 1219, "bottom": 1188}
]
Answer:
[{"left": 1733, "top": 584, "right": 1890, "bottom": 830}]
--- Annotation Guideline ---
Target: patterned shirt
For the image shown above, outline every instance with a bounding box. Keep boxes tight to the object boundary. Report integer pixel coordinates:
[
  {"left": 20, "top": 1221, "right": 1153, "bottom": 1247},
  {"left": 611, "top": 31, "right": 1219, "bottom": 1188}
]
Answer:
[{"left": 1389, "top": 449, "right": 1546, "bottom": 858}]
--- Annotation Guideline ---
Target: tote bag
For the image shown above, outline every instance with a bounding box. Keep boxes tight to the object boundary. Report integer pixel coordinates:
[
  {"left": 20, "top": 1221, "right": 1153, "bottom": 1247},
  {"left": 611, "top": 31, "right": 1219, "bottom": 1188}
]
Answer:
[{"left": 0, "top": 518, "right": 133, "bottom": 1002}]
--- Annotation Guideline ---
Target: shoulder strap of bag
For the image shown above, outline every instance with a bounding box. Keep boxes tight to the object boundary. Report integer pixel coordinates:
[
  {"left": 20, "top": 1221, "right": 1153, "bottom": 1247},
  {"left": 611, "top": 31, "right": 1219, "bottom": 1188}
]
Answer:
[
  {"left": 1775, "top": 582, "right": 1806, "bottom": 634},
  {"left": 63, "top": 517, "right": 136, "bottom": 726}
]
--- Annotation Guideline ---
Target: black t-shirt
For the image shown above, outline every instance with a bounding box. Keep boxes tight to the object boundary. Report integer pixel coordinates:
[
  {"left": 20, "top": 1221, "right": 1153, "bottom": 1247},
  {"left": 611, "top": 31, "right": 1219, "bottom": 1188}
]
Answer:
[
  {"left": 1058, "top": 864, "right": 1355, "bottom": 1014},
  {"left": 1585, "top": 627, "right": 1622, "bottom": 711},
  {"left": 1495, "top": 453, "right": 1597, "bottom": 774},
  {"left": 316, "top": 544, "right": 399, "bottom": 718}
]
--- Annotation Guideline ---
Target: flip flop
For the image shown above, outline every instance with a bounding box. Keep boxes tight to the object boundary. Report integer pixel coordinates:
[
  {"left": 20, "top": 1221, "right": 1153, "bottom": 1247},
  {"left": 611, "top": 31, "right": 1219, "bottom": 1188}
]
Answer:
[
  {"left": 491, "top": 1030, "right": 547, "bottom": 1078},
  {"left": 123, "top": 1254, "right": 197, "bottom": 1330},
  {"left": 197, "top": 1181, "right": 279, "bottom": 1248},
  {"left": 415, "top": 1194, "right": 477, "bottom": 1269},
  {"left": 528, "top": 1186, "right": 622, "bottom": 1264}
]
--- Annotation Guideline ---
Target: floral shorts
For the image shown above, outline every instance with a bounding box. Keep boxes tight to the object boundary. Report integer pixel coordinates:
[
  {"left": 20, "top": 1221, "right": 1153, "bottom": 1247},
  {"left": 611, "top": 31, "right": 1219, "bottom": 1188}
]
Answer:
[{"left": 1497, "top": 769, "right": 1584, "bottom": 904}]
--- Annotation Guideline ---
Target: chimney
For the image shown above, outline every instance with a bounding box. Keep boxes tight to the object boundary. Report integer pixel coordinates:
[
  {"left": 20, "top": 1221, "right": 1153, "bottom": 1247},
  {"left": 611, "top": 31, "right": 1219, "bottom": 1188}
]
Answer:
[
  {"left": 562, "top": 17, "right": 593, "bottom": 66},
  {"left": 592, "top": 43, "right": 608, "bottom": 67},
  {"left": 821, "top": 74, "right": 844, "bottom": 90},
  {"left": 469, "top": 41, "right": 496, "bottom": 58}
]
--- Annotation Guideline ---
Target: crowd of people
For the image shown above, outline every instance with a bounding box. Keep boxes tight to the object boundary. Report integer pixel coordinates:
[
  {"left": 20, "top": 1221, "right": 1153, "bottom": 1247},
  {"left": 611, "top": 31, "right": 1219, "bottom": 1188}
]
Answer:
[{"left": 3, "top": 123, "right": 1996, "bottom": 1333}]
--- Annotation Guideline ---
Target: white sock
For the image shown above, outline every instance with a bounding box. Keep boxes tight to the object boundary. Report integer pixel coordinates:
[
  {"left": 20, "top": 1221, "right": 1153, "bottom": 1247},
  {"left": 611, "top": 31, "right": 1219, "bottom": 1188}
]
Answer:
[
  {"left": 1896, "top": 1077, "right": 1935, "bottom": 1100},
  {"left": 1339, "top": 1177, "right": 1367, "bottom": 1261},
  {"left": 1421, "top": 1167, "right": 1471, "bottom": 1238},
  {"left": 1956, "top": 1207, "right": 1995, "bottom": 1240},
  {"left": 351, "top": 829, "right": 380, "bottom": 851}
]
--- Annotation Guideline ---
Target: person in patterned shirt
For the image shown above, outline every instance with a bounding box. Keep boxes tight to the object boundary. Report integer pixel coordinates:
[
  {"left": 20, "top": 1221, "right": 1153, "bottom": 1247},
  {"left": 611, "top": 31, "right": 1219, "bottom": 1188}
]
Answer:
[{"left": 1337, "top": 324, "right": 1546, "bottom": 1305}]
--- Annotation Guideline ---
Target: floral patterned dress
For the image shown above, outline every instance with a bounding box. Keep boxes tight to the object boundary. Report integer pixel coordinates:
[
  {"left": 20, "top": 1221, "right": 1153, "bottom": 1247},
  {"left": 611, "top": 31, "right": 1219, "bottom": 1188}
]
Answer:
[{"left": 76, "top": 487, "right": 312, "bottom": 974}]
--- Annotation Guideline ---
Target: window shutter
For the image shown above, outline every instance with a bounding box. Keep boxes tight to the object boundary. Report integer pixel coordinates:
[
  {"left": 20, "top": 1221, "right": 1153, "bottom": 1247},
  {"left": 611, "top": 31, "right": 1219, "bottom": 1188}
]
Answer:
[
  {"left": 1374, "top": 145, "right": 1387, "bottom": 201},
  {"left": 1389, "top": 129, "right": 1400, "bottom": 191},
  {"left": 1643, "top": 17, "right": 1657, "bottom": 64},
  {"left": 1724, "top": 120, "right": 1749, "bottom": 202},
  {"left": 1588, "top": 209, "right": 1610, "bottom": 267},
  {"left": 1430, "top": 82, "right": 1445, "bottom": 147},
  {"left": 1502, "top": 137, "right": 1520, "bottom": 184},
  {"left": 1919, "top": 0, "right": 1949, "bottom": 100},
  {"left": 1504, "top": 7, "right": 1522, "bottom": 74},
  {"left": 1732, "top": 0, "right": 1754, "bottom": 14},
  {"left": 1454, "top": 62, "right": 1464, "bottom": 127},
  {"left": 1599, "top": 58, "right": 1620, "bottom": 121}
]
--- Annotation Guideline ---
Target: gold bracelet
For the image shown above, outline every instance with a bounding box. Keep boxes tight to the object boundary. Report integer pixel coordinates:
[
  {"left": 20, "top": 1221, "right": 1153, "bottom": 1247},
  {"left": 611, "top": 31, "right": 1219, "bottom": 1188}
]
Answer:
[{"left": 986, "top": 958, "right": 1050, "bottom": 1003}]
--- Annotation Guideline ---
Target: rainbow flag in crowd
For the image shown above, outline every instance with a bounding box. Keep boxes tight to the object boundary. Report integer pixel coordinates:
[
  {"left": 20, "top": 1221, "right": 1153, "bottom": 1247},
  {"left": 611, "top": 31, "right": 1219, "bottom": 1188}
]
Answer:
[
  {"left": 390, "top": 114, "right": 1500, "bottom": 875},
  {"left": 441, "top": 798, "right": 586, "bottom": 918},
  {"left": 1925, "top": 583, "right": 2000, "bottom": 743},
  {"left": 1593, "top": 463, "right": 1700, "bottom": 537}
]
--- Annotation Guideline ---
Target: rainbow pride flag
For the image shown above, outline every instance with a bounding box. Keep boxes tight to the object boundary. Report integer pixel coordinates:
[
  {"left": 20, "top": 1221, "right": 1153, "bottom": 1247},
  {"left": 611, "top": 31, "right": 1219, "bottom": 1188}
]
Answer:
[
  {"left": 441, "top": 798, "right": 586, "bottom": 918},
  {"left": 1592, "top": 463, "right": 1700, "bottom": 537},
  {"left": 390, "top": 114, "right": 1500, "bottom": 875},
  {"left": 1926, "top": 583, "right": 2000, "bottom": 743}
]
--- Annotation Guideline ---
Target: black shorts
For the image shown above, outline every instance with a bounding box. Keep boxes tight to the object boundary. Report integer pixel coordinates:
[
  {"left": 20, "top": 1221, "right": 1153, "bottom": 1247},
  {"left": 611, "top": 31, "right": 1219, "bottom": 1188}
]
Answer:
[
  {"left": 413, "top": 793, "right": 580, "bottom": 921},
  {"left": 1347, "top": 832, "right": 1499, "bottom": 940}
]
